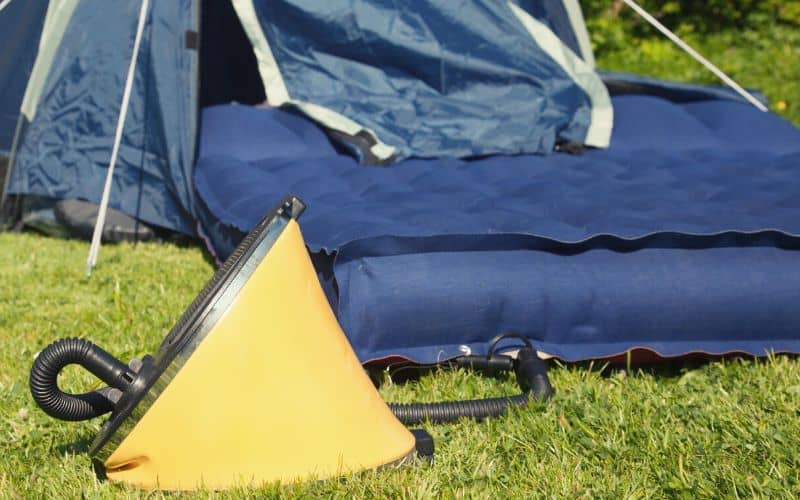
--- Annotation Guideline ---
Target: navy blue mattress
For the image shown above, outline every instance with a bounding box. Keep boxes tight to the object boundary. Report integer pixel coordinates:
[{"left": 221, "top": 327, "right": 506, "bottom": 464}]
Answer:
[{"left": 194, "top": 95, "right": 800, "bottom": 362}]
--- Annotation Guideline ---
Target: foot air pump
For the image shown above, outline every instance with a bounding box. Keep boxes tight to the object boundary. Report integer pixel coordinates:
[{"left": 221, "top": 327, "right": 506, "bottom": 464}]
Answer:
[{"left": 30, "top": 196, "right": 552, "bottom": 490}]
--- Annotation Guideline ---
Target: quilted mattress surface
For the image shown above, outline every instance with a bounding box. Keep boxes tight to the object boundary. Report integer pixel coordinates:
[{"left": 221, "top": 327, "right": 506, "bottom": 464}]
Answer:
[{"left": 195, "top": 95, "right": 800, "bottom": 362}]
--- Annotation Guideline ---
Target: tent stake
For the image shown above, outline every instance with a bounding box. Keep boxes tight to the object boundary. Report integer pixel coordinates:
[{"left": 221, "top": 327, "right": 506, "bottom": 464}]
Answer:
[{"left": 86, "top": 0, "right": 150, "bottom": 276}]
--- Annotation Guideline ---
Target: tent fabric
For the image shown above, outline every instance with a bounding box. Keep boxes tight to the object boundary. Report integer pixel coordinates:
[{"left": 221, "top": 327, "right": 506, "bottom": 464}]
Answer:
[
  {"left": 232, "top": 0, "right": 612, "bottom": 163},
  {"left": 6, "top": 0, "right": 199, "bottom": 235},
  {"left": 3, "top": 0, "right": 602, "bottom": 230},
  {"left": 514, "top": 0, "right": 595, "bottom": 66},
  {"left": 194, "top": 94, "right": 800, "bottom": 363},
  {"left": 17, "top": 0, "right": 80, "bottom": 123},
  {"left": 0, "top": 0, "right": 47, "bottom": 154}
]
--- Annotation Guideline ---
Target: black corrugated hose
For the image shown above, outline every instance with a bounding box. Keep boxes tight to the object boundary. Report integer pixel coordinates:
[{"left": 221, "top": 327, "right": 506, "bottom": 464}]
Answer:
[
  {"left": 388, "top": 336, "right": 553, "bottom": 425},
  {"left": 29, "top": 338, "right": 134, "bottom": 421},
  {"left": 30, "top": 334, "right": 552, "bottom": 425}
]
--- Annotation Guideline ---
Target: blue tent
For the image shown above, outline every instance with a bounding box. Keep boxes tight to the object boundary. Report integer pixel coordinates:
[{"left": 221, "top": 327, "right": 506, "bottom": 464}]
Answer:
[
  {"left": 2, "top": 0, "right": 200, "bottom": 233},
  {"left": 2, "top": 0, "right": 605, "bottom": 232},
  {"left": 3, "top": 0, "right": 800, "bottom": 363},
  {"left": 0, "top": 0, "right": 47, "bottom": 155}
]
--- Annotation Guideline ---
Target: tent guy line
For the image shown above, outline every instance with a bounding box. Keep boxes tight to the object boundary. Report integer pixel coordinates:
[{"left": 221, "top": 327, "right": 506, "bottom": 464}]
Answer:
[{"left": 621, "top": 0, "right": 768, "bottom": 112}]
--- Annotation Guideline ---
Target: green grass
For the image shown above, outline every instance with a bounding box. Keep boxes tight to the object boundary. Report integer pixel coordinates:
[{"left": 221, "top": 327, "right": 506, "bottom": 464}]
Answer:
[
  {"left": 592, "top": 23, "right": 800, "bottom": 125},
  {"left": 3, "top": 233, "right": 800, "bottom": 497},
  {"left": 2, "top": 15, "right": 800, "bottom": 498}
]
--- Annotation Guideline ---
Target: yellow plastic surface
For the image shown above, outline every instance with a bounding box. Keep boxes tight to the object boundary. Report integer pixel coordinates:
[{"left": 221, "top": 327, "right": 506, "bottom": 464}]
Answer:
[{"left": 103, "top": 220, "right": 416, "bottom": 490}]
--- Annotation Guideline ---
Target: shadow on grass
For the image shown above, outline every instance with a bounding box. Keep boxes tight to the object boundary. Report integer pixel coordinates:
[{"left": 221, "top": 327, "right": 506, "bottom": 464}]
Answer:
[{"left": 55, "top": 434, "right": 94, "bottom": 457}]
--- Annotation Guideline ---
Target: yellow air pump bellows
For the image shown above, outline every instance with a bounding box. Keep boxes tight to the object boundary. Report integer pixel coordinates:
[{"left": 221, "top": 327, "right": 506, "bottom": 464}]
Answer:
[{"left": 29, "top": 197, "right": 418, "bottom": 490}]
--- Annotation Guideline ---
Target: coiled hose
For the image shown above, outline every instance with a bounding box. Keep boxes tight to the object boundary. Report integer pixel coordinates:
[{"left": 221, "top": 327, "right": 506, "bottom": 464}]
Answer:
[
  {"left": 388, "top": 339, "right": 553, "bottom": 425},
  {"left": 29, "top": 338, "right": 134, "bottom": 421}
]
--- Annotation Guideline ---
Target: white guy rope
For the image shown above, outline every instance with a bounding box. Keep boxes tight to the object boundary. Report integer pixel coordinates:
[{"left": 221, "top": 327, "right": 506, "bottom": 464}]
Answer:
[
  {"left": 0, "top": 0, "right": 13, "bottom": 13},
  {"left": 621, "top": 0, "right": 768, "bottom": 112},
  {"left": 86, "top": 0, "right": 150, "bottom": 276}
]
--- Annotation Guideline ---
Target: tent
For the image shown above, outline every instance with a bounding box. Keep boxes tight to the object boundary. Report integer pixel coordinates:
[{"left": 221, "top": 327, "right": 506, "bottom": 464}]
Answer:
[
  {"left": 3, "top": 0, "right": 800, "bottom": 363},
  {"left": 0, "top": 0, "right": 47, "bottom": 155},
  {"left": 1, "top": 0, "right": 604, "bottom": 233}
]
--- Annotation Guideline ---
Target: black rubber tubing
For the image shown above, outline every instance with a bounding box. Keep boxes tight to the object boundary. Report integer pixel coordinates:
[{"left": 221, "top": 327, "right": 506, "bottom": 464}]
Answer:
[
  {"left": 29, "top": 338, "right": 134, "bottom": 421},
  {"left": 388, "top": 347, "right": 553, "bottom": 424},
  {"left": 30, "top": 335, "right": 552, "bottom": 425}
]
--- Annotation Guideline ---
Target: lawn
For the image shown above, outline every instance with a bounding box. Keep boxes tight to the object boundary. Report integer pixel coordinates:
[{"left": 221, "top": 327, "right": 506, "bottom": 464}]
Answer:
[{"left": 2, "top": 8, "right": 800, "bottom": 499}]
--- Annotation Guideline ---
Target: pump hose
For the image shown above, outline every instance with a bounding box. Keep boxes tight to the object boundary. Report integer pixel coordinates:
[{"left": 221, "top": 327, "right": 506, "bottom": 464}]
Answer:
[
  {"left": 29, "top": 338, "right": 134, "bottom": 421},
  {"left": 388, "top": 345, "right": 553, "bottom": 425},
  {"left": 389, "top": 393, "right": 533, "bottom": 424},
  {"left": 30, "top": 335, "right": 551, "bottom": 425}
]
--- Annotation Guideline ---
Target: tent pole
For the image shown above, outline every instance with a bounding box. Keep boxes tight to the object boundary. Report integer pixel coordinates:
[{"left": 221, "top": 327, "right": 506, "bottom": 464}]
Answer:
[
  {"left": 0, "top": 113, "right": 24, "bottom": 225},
  {"left": 86, "top": 0, "right": 150, "bottom": 276},
  {"left": 621, "top": 0, "right": 768, "bottom": 112}
]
